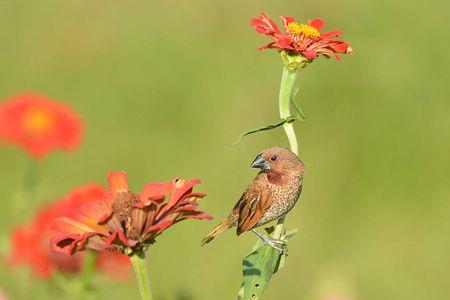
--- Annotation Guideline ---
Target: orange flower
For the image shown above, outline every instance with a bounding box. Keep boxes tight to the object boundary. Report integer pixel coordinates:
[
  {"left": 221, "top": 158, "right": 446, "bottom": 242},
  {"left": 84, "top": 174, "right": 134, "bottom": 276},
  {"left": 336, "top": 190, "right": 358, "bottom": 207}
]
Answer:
[
  {"left": 9, "top": 184, "right": 130, "bottom": 278},
  {"left": 251, "top": 12, "right": 352, "bottom": 61},
  {"left": 51, "top": 171, "right": 211, "bottom": 255},
  {"left": 0, "top": 93, "right": 83, "bottom": 159}
]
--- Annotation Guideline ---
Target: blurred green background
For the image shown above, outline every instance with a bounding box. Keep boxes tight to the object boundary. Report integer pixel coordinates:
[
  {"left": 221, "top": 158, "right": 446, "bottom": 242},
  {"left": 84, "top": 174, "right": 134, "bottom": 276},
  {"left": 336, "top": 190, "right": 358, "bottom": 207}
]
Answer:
[{"left": 1, "top": 0, "right": 449, "bottom": 299}]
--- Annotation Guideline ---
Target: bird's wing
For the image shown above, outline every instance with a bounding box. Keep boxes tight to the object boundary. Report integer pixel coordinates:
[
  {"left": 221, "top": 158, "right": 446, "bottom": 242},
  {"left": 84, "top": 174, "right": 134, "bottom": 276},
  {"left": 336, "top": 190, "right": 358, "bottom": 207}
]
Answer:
[{"left": 236, "top": 180, "right": 273, "bottom": 235}]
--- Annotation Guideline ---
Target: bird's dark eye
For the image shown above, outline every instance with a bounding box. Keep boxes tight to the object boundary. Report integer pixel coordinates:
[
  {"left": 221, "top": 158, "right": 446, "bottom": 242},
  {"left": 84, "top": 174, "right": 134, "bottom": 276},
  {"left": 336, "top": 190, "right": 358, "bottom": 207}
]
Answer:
[{"left": 270, "top": 155, "right": 278, "bottom": 162}]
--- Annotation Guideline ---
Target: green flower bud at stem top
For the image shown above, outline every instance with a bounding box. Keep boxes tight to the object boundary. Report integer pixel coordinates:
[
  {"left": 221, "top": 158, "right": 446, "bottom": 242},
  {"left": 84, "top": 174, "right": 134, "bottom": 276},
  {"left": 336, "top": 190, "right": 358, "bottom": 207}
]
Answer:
[{"left": 280, "top": 51, "right": 311, "bottom": 71}]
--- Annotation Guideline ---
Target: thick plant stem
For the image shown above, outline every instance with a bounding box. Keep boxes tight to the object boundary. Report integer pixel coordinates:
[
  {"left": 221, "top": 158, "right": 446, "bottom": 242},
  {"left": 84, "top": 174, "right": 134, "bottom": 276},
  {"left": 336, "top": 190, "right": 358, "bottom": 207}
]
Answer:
[
  {"left": 130, "top": 251, "right": 153, "bottom": 300},
  {"left": 273, "top": 66, "right": 300, "bottom": 240}
]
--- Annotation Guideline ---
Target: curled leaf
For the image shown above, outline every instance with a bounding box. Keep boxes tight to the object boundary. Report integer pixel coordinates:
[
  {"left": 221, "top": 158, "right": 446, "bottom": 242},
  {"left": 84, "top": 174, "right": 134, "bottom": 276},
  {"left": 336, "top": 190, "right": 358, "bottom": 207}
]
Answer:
[
  {"left": 290, "top": 87, "right": 306, "bottom": 121},
  {"left": 232, "top": 89, "right": 306, "bottom": 146},
  {"left": 238, "top": 226, "right": 298, "bottom": 299},
  {"left": 232, "top": 116, "right": 297, "bottom": 146}
]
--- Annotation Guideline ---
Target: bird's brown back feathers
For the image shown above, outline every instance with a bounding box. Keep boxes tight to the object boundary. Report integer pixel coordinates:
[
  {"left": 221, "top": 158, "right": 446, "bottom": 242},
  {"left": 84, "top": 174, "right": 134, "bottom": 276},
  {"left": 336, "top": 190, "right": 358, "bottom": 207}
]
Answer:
[{"left": 235, "top": 173, "right": 273, "bottom": 235}]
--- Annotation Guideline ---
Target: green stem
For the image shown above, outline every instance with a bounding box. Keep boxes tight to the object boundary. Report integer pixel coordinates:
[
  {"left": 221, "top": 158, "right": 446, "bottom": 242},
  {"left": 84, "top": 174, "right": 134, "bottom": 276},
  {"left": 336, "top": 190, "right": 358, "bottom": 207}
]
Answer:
[
  {"left": 78, "top": 251, "right": 96, "bottom": 299},
  {"left": 23, "top": 157, "right": 39, "bottom": 193},
  {"left": 278, "top": 66, "right": 300, "bottom": 156},
  {"left": 239, "top": 60, "right": 304, "bottom": 300},
  {"left": 130, "top": 251, "right": 153, "bottom": 300},
  {"left": 273, "top": 66, "right": 300, "bottom": 240},
  {"left": 14, "top": 158, "right": 39, "bottom": 215},
  {"left": 51, "top": 251, "right": 97, "bottom": 300}
]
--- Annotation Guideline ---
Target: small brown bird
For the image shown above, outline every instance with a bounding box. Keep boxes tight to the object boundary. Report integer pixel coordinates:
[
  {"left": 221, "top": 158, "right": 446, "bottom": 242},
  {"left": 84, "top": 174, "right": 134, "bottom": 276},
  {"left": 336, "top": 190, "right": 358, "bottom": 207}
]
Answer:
[{"left": 202, "top": 146, "right": 304, "bottom": 254}]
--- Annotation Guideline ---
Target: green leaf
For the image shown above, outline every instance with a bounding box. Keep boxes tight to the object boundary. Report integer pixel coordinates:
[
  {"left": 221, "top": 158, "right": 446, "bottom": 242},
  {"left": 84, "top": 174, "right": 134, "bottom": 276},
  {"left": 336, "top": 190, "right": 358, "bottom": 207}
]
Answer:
[
  {"left": 263, "top": 226, "right": 275, "bottom": 235},
  {"left": 232, "top": 116, "right": 297, "bottom": 146},
  {"left": 238, "top": 227, "right": 298, "bottom": 299},
  {"left": 283, "top": 228, "right": 298, "bottom": 240},
  {"left": 276, "top": 228, "right": 298, "bottom": 272},
  {"left": 290, "top": 87, "right": 306, "bottom": 121},
  {"left": 238, "top": 244, "right": 281, "bottom": 300},
  {"left": 231, "top": 87, "right": 306, "bottom": 146}
]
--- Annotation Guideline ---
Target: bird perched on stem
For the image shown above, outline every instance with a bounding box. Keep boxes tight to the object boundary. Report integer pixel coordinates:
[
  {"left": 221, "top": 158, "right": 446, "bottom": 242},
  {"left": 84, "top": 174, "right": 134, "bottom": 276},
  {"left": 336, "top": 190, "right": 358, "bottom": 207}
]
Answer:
[{"left": 202, "top": 146, "right": 304, "bottom": 254}]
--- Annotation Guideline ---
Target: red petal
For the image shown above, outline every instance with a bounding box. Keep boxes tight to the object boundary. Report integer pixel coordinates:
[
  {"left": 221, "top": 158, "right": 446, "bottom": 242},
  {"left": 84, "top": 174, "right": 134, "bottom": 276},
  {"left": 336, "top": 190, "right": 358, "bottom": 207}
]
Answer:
[
  {"left": 143, "top": 203, "right": 157, "bottom": 230},
  {"left": 331, "top": 41, "right": 350, "bottom": 53},
  {"left": 103, "top": 213, "right": 123, "bottom": 232},
  {"left": 280, "top": 16, "right": 295, "bottom": 26},
  {"left": 302, "top": 50, "right": 318, "bottom": 59},
  {"left": 146, "top": 220, "right": 174, "bottom": 233},
  {"left": 178, "top": 200, "right": 198, "bottom": 206},
  {"left": 132, "top": 207, "right": 146, "bottom": 236},
  {"left": 98, "top": 211, "right": 112, "bottom": 224},
  {"left": 251, "top": 19, "right": 270, "bottom": 34},
  {"left": 136, "top": 182, "right": 166, "bottom": 208},
  {"left": 51, "top": 234, "right": 81, "bottom": 255},
  {"left": 82, "top": 234, "right": 106, "bottom": 251},
  {"left": 104, "top": 231, "right": 137, "bottom": 249},
  {"left": 183, "top": 192, "right": 206, "bottom": 200},
  {"left": 75, "top": 202, "right": 111, "bottom": 235},
  {"left": 104, "top": 232, "right": 118, "bottom": 249},
  {"left": 258, "top": 42, "right": 277, "bottom": 51},
  {"left": 167, "top": 178, "right": 201, "bottom": 210},
  {"left": 308, "top": 18, "right": 325, "bottom": 31},
  {"left": 52, "top": 217, "right": 95, "bottom": 235},
  {"left": 117, "top": 231, "right": 137, "bottom": 247},
  {"left": 184, "top": 213, "right": 213, "bottom": 220},
  {"left": 77, "top": 201, "right": 110, "bottom": 224},
  {"left": 102, "top": 190, "right": 114, "bottom": 205},
  {"left": 107, "top": 171, "right": 129, "bottom": 193},
  {"left": 154, "top": 178, "right": 206, "bottom": 223},
  {"left": 173, "top": 205, "right": 199, "bottom": 213},
  {"left": 275, "top": 36, "right": 294, "bottom": 50},
  {"left": 321, "top": 30, "right": 343, "bottom": 39},
  {"left": 251, "top": 12, "right": 281, "bottom": 36},
  {"left": 75, "top": 232, "right": 97, "bottom": 251}
]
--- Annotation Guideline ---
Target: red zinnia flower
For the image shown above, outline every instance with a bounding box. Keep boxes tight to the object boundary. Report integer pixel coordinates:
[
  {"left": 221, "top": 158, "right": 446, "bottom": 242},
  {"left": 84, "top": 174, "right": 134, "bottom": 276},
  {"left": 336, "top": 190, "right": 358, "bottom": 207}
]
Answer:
[
  {"left": 9, "top": 184, "right": 130, "bottom": 278},
  {"left": 0, "top": 93, "right": 83, "bottom": 159},
  {"left": 251, "top": 12, "right": 352, "bottom": 61},
  {"left": 0, "top": 289, "right": 8, "bottom": 300},
  {"left": 51, "top": 171, "right": 211, "bottom": 255}
]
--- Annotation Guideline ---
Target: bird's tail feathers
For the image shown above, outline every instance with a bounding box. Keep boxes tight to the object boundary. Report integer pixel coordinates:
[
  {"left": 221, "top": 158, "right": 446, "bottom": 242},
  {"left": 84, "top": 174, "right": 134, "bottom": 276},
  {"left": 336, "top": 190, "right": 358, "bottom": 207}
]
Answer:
[{"left": 201, "top": 219, "right": 231, "bottom": 245}]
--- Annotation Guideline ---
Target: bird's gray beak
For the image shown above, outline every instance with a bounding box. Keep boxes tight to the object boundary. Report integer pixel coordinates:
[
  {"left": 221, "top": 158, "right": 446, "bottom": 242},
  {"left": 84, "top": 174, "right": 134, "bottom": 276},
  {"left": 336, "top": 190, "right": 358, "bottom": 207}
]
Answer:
[{"left": 251, "top": 153, "right": 270, "bottom": 171}]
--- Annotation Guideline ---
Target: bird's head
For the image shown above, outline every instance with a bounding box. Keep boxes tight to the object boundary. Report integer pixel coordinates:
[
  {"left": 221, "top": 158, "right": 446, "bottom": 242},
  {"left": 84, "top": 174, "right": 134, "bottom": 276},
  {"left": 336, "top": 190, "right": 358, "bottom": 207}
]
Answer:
[{"left": 250, "top": 146, "right": 304, "bottom": 176}]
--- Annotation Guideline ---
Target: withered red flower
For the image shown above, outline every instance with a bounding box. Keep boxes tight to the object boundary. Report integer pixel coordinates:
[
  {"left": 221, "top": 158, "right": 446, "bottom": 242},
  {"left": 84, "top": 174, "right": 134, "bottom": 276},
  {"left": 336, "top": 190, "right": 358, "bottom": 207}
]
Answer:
[
  {"left": 51, "top": 171, "right": 211, "bottom": 255},
  {"left": 9, "top": 184, "right": 130, "bottom": 278},
  {"left": 0, "top": 93, "right": 83, "bottom": 159},
  {"left": 251, "top": 12, "right": 352, "bottom": 61}
]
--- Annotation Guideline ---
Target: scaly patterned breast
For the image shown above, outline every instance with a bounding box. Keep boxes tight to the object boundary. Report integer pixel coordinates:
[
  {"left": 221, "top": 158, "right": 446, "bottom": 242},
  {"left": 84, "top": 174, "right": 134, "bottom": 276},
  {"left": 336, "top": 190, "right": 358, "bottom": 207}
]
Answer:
[{"left": 257, "top": 175, "right": 303, "bottom": 226}]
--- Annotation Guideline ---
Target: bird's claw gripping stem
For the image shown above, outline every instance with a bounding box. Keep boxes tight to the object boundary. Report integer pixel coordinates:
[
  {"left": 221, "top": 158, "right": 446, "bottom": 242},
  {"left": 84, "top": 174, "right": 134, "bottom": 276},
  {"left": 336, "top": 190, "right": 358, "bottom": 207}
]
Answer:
[{"left": 251, "top": 229, "right": 288, "bottom": 256}]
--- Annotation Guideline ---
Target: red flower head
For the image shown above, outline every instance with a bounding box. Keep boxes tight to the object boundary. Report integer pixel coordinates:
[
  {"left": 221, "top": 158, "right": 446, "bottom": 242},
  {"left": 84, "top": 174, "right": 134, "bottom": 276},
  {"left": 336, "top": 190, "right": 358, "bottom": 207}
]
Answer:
[
  {"left": 0, "top": 289, "right": 8, "bottom": 300},
  {"left": 0, "top": 93, "right": 83, "bottom": 159},
  {"left": 251, "top": 13, "right": 352, "bottom": 65},
  {"left": 9, "top": 184, "right": 130, "bottom": 278},
  {"left": 51, "top": 171, "right": 211, "bottom": 255}
]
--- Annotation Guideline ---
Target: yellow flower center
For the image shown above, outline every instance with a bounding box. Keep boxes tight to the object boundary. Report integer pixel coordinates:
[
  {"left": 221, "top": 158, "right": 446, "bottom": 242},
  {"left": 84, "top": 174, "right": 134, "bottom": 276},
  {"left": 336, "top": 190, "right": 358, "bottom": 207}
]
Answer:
[
  {"left": 23, "top": 108, "right": 53, "bottom": 135},
  {"left": 287, "top": 22, "right": 321, "bottom": 39}
]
